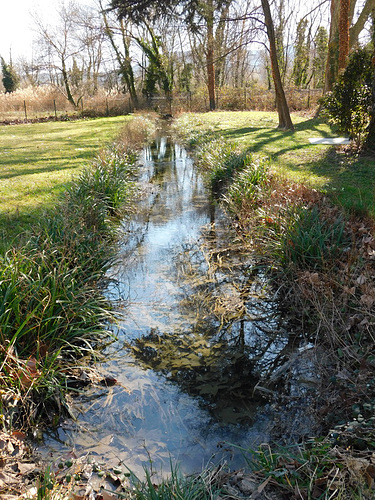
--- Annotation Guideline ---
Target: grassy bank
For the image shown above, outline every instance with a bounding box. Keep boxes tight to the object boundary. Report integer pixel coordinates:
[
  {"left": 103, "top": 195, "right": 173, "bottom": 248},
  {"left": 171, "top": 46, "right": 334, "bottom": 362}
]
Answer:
[
  {"left": 176, "top": 111, "right": 375, "bottom": 216},
  {"left": 172, "top": 111, "right": 375, "bottom": 499},
  {"left": 2, "top": 111, "right": 374, "bottom": 499},
  {"left": 0, "top": 115, "right": 156, "bottom": 431},
  {"left": 0, "top": 116, "right": 128, "bottom": 250}
]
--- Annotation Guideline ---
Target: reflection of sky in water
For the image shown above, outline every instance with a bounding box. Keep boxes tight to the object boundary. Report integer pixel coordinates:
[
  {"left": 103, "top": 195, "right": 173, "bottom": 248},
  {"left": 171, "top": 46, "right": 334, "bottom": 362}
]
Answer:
[
  {"left": 39, "top": 138, "right": 284, "bottom": 476},
  {"left": 42, "top": 358, "right": 269, "bottom": 477},
  {"left": 109, "top": 140, "right": 215, "bottom": 336}
]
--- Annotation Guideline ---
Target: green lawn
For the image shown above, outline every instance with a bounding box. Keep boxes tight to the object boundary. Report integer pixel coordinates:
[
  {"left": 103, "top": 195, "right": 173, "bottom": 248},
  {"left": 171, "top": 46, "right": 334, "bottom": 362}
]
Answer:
[
  {"left": 184, "top": 111, "right": 375, "bottom": 216},
  {"left": 0, "top": 116, "right": 129, "bottom": 246},
  {"left": 1, "top": 111, "right": 374, "bottom": 251}
]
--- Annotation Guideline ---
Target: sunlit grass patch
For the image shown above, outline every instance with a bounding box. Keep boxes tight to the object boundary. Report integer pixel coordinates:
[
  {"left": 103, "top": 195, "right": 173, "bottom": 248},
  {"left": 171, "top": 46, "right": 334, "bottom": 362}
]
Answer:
[
  {"left": 175, "top": 111, "right": 375, "bottom": 217},
  {"left": 0, "top": 116, "right": 129, "bottom": 247}
]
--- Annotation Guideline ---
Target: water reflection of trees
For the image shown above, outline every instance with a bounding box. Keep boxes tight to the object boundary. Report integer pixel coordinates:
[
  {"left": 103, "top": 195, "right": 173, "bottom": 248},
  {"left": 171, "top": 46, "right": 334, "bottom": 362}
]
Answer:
[
  {"left": 123, "top": 136, "right": 305, "bottom": 425},
  {"left": 128, "top": 220, "right": 301, "bottom": 425}
]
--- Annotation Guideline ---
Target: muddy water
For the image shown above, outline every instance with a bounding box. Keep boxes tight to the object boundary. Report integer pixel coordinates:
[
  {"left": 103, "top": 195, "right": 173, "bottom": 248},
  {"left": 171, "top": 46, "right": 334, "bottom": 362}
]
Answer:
[{"left": 39, "top": 137, "right": 296, "bottom": 476}]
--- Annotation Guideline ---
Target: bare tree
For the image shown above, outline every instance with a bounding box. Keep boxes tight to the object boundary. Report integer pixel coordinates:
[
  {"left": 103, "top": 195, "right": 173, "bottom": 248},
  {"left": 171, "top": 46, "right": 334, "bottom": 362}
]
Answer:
[
  {"left": 261, "top": 0, "right": 293, "bottom": 129},
  {"left": 100, "top": 1, "right": 139, "bottom": 107},
  {"left": 34, "top": 2, "right": 84, "bottom": 107},
  {"left": 76, "top": 6, "right": 107, "bottom": 94}
]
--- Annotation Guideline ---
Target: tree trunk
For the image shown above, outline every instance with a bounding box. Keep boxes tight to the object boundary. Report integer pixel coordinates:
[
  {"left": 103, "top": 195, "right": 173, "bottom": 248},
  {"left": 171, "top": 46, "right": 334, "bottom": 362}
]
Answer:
[
  {"left": 101, "top": 5, "right": 139, "bottom": 108},
  {"left": 324, "top": 0, "right": 340, "bottom": 92},
  {"left": 261, "top": 0, "right": 293, "bottom": 130},
  {"left": 206, "top": 0, "right": 216, "bottom": 111},
  {"left": 61, "top": 60, "right": 77, "bottom": 107},
  {"left": 120, "top": 19, "right": 139, "bottom": 108},
  {"left": 338, "top": 0, "right": 350, "bottom": 71},
  {"left": 364, "top": 13, "right": 375, "bottom": 150}
]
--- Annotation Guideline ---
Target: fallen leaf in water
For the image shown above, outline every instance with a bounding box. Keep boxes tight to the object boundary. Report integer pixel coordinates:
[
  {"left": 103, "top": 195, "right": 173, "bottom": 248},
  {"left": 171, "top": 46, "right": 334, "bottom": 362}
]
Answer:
[{"left": 11, "top": 431, "right": 26, "bottom": 441}]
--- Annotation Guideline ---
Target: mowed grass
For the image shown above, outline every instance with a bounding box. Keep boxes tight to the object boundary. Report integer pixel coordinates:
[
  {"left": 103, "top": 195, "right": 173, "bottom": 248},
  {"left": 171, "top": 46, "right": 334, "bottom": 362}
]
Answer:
[
  {"left": 0, "top": 116, "right": 129, "bottom": 246},
  {"left": 184, "top": 111, "right": 375, "bottom": 216}
]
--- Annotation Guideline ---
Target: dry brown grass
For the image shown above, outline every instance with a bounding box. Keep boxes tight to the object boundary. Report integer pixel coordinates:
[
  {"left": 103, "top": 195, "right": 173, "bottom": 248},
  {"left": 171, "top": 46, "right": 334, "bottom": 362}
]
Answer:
[
  {"left": 0, "top": 86, "right": 133, "bottom": 121},
  {"left": 0, "top": 85, "right": 323, "bottom": 121}
]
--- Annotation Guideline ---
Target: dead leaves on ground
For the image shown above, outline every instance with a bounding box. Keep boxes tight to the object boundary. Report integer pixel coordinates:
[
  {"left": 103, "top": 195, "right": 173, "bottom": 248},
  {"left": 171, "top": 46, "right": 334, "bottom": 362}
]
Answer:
[{"left": 0, "top": 430, "right": 38, "bottom": 499}]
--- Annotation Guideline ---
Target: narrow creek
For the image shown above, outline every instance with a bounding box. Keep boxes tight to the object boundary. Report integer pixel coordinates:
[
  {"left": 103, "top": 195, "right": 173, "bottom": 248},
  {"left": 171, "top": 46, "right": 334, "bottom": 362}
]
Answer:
[{"left": 38, "top": 135, "right": 312, "bottom": 477}]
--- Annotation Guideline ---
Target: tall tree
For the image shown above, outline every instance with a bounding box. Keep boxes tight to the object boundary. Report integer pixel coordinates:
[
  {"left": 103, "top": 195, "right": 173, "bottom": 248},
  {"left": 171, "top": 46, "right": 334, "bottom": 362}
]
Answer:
[
  {"left": 364, "top": 13, "right": 375, "bottom": 150},
  {"left": 109, "top": 0, "right": 234, "bottom": 111},
  {"left": 137, "top": 23, "right": 173, "bottom": 100},
  {"left": 100, "top": 1, "right": 139, "bottom": 107},
  {"left": 292, "top": 18, "right": 311, "bottom": 88},
  {"left": 76, "top": 6, "right": 106, "bottom": 94},
  {"left": 324, "top": 0, "right": 340, "bottom": 92},
  {"left": 261, "top": 0, "right": 293, "bottom": 130},
  {"left": 313, "top": 26, "right": 328, "bottom": 88},
  {"left": 324, "top": 0, "right": 375, "bottom": 92},
  {"left": 34, "top": 2, "right": 83, "bottom": 107}
]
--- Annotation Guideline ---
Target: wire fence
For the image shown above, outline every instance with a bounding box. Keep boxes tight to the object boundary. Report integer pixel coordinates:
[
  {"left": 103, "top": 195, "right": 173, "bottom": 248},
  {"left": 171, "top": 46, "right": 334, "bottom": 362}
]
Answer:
[{"left": 0, "top": 88, "right": 323, "bottom": 122}]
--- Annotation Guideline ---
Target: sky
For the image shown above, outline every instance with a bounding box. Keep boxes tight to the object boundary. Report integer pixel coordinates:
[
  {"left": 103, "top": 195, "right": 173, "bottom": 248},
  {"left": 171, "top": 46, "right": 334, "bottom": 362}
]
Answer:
[{"left": 0, "top": 0, "right": 96, "bottom": 61}]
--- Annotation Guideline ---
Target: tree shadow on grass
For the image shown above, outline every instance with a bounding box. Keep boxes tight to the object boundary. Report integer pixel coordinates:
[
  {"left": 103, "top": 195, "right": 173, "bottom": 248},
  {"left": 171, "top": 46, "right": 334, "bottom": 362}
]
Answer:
[
  {"left": 219, "top": 116, "right": 374, "bottom": 215},
  {"left": 291, "top": 147, "right": 375, "bottom": 215},
  {"left": 0, "top": 156, "right": 87, "bottom": 180},
  {"left": 221, "top": 118, "right": 337, "bottom": 158}
]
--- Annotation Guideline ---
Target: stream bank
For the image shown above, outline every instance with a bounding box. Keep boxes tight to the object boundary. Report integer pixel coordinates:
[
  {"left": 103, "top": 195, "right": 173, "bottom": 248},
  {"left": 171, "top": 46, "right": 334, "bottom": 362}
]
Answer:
[
  {"left": 30, "top": 131, "right": 325, "bottom": 493},
  {"left": 4, "top": 114, "right": 375, "bottom": 499}
]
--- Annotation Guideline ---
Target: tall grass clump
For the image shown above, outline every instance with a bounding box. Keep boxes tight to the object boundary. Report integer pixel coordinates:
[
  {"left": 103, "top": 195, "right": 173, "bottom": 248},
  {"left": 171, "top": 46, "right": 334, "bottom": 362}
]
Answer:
[
  {"left": 0, "top": 117, "right": 154, "bottom": 429},
  {"left": 277, "top": 206, "right": 349, "bottom": 271},
  {"left": 195, "top": 140, "right": 252, "bottom": 193},
  {"left": 224, "top": 156, "right": 270, "bottom": 215},
  {"left": 125, "top": 464, "right": 222, "bottom": 500}
]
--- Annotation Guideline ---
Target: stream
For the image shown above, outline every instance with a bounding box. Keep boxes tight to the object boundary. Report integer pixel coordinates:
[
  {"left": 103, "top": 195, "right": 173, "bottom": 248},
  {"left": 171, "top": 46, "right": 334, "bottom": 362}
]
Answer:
[{"left": 38, "top": 135, "right": 314, "bottom": 477}]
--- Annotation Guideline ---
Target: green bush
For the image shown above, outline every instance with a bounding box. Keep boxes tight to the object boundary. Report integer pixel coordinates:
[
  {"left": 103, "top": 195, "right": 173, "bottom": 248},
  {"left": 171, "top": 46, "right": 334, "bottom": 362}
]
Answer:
[{"left": 320, "top": 48, "right": 373, "bottom": 145}]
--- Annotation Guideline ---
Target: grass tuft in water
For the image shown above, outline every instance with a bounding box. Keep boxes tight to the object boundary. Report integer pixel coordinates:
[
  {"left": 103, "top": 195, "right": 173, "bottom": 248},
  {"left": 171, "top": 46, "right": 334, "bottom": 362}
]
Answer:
[{"left": 122, "top": 463, "right": 223, "bottom": 500}]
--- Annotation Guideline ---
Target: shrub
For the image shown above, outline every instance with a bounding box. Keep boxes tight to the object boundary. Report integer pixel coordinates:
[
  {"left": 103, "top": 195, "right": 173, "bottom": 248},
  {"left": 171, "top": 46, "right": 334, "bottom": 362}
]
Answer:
[{"left": 320, "top": 48, "right": 373, "bottom": 146}]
